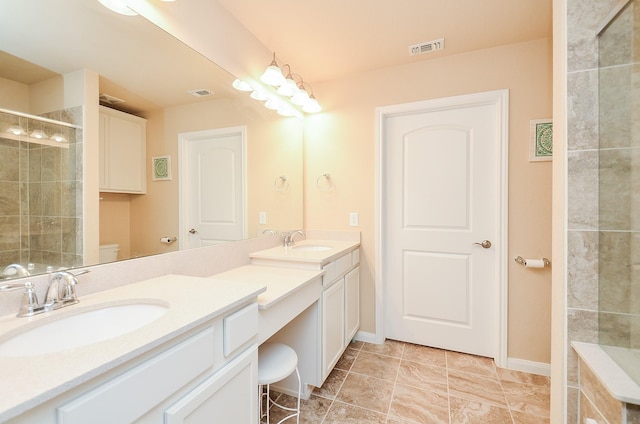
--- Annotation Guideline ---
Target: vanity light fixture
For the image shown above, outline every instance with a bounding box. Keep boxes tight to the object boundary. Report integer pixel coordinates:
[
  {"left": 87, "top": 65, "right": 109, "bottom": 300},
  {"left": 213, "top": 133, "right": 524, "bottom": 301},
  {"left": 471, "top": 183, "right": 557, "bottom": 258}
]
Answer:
[
  {"left": 51, "top": 133, "right": 68, "bottom": 143},
  {"left": 6, "top": 125, "right": 26, "bottom": 136},
  {"left": 233, "top": 53, "right": 321, "bottom": 117},
  {"left": 30, "top": 129, "right": 47, "bottom": 139},
  {"left": 97, "top": 0, "right": 138, "bottom": 16}
]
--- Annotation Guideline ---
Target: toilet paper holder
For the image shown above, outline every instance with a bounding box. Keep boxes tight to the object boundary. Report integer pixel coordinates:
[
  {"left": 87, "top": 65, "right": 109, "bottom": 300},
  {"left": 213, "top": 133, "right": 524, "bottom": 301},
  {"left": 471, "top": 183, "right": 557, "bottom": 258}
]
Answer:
[{"left": 514, "top": 256, "right": 550, "bottom": 267}]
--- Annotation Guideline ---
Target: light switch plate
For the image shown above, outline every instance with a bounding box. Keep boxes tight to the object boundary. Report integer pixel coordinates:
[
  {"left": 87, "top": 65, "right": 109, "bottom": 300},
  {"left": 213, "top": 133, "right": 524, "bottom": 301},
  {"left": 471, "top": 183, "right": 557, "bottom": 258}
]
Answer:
[
  {"left": 259, "top": 212, "right": 267, "bottom": 225},
  {"left": 349, "top": 212, "right": 359, "bottom": 227}
]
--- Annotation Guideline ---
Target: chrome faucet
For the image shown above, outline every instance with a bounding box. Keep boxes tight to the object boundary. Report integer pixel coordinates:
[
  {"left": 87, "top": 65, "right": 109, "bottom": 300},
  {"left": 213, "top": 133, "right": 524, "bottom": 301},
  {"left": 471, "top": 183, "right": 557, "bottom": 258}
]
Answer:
[
  {"left": 284, "top": 230, "right": 305, "bottom": 247},
  {"left": 0, "top": 270, "right": 88, "bottom": 317},
  {"left": 3, "top": 263, "right": 30, "bottom": 277},
  {"left": 44, "top": 271, "right": 80, "bottom": 307}
]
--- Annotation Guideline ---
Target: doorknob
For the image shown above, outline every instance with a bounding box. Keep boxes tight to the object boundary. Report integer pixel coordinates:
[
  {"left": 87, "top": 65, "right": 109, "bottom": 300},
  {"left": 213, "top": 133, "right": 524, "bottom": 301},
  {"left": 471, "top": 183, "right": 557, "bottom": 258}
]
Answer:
[
  {"left": 473, "top": 240, "right": 492, "bottom": 249},
  {"left": 188, "top": 228, "right": 197, "bottom": 234}
]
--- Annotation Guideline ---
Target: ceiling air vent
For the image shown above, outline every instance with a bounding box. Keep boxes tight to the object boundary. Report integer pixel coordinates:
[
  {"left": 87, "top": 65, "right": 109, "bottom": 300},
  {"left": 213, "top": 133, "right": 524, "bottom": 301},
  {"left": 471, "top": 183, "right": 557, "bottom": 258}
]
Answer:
[
  {"left": 189, "top": 89, "right": 214, "bottom": 97},
  {"left": 408, "top": 38, "right": 445, "bottom": 56},
  {"left": 99, "top": 93, "right": 125, "bottom": 104}
]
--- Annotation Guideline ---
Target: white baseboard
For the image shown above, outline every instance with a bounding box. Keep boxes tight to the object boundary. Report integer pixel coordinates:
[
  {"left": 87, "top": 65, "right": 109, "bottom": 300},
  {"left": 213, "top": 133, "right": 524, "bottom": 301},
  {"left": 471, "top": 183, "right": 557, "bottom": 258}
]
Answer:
[
  {"left": 353, "top": 330, "right": 380, "bottom": 344},
  {"left": 506, "top": 357, "right": 551, "bottom": 376}
]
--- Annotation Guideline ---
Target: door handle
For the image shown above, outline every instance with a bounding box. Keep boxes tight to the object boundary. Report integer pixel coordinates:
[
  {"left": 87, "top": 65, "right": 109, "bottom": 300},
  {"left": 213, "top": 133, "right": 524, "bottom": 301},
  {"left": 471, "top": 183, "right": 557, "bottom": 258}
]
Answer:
[
  {"left": 188, "top": 228, "right": 197, "bottom": 234},
  {"left": 473, "top": 240, "right": 492, "bottom": 249}
]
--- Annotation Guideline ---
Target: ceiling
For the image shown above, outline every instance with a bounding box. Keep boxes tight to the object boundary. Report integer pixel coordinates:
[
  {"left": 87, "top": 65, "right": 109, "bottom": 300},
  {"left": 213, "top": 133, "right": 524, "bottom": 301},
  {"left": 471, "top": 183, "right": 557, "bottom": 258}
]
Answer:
[
  {"left": 0, "top": 0, "right": 552, "bottom": 113},
  {"left": 217, "top": 0, "right": 553, "bottom": 83}
]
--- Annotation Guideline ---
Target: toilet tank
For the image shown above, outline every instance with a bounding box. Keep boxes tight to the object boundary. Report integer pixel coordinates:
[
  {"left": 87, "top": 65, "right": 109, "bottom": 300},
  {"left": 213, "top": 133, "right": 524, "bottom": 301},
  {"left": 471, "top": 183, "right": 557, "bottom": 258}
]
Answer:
[{"left": 99, "top": 244, "right": 120, "bottom": 264}]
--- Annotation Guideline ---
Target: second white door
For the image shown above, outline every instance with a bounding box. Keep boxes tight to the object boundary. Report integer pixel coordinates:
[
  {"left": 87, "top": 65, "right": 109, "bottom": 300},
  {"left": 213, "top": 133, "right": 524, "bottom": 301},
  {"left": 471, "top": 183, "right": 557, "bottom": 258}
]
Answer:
[
  {"left": 179, "top": 127, "right": 246, "bottom": 248},
  {"left": 381, "top": 90, "right": 507, "bottom": 358}
]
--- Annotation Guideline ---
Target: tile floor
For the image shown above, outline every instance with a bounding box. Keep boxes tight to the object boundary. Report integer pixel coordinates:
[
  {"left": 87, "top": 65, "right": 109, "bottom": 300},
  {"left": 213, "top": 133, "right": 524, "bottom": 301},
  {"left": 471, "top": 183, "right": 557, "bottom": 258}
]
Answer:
[{"left": 265, "top": 339, "right": 550, "bottom": 424}]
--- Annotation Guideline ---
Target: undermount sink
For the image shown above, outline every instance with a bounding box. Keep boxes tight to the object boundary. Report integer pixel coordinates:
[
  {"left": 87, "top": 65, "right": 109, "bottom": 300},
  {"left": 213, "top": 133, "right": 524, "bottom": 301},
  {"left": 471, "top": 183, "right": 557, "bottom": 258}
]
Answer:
[
  {"left": 0, "top": 300, "right": 169, "bottom": 357},
  {"left": 291, "top": 245, "right": 332, "bottom": 252}
]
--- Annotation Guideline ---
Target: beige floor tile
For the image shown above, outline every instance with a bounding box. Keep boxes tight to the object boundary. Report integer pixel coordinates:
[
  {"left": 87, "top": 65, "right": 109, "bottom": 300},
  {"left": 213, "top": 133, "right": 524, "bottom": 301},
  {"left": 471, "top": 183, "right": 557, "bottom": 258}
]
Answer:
[
  {"left": 402, "top": 343, "right": 447, "bottom": 368},
  {"left": 334, "top": 347, "right": 359, "bottom": 371},
  {"left": 501, "top": 379, "right": 550, "bottom": 418},
  {"left": 397, "top": 359, "right": 448, "bottom": 395},
  {"left": 350, "top": 351, "right": 401, "bottom": 381},
  {"left": 446, "top": 350, "right": 497, "bottom": 377},
  {"left": 449, "top": 396, "right": 513, "bottom": 424},
  {"left": 448, "top": 369, "right": 508, "bottom": 408},
  {"left": 511, "top": 410, "right": 551, "bottom": 424},
  {"left": 313, "top": 368, "right": 347, "bottom": 399},
  {"left": 323, "top": 400, "right": 387, "bottom": 423},
  {"left": 361, "top": 339, "right": 405, "bottom": 358},
  {"left": 265, "top": 393, "right": 332, "bottom": 424},
  {"left": 346, "top": 340, "right": 364, "bottom": 351},
  {"left": 336, "top": 372, "right": 395, "bottom": 414},
  {"left": 389, "top": 383, "right": 450, "bottom": 424},
  {"left": 496, "top": 367, "right": 551, "bottom": 388}
]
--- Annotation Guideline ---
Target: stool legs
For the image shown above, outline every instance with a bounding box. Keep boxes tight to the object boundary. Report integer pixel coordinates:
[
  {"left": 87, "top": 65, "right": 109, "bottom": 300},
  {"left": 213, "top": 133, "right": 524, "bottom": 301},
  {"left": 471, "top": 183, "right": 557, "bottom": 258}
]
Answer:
[{"left": 258, "top": 367, "right": 301, "bottom": 424}]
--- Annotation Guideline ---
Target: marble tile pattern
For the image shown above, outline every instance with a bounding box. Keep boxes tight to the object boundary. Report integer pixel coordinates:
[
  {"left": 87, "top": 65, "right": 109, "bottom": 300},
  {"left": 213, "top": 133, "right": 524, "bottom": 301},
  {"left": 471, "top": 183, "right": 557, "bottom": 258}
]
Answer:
[{"left": 263, "top": 340, "right": 550, "bottom": 424}]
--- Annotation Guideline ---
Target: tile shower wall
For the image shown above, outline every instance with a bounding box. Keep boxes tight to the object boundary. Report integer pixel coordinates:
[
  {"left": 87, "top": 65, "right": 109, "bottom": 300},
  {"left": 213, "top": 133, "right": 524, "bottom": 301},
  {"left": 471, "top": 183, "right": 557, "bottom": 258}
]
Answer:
[
  {"left": 598, "top": 0, "right": 640, "bottom": 351},
  {"left": 566, "top": 0, "right": 620, "bottom": 421},
  {"left": 567, "top": 0, "right": 640, "bottom": 422},
  {"left": 0, "top": 107, "right": 82, "bottom": 270}
]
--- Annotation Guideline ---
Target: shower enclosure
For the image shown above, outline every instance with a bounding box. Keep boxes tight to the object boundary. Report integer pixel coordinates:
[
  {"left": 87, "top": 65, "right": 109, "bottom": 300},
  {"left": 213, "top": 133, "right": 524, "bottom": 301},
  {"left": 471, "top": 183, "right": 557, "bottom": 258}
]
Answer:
[
  {"left": 0, "top": 108, "right": 83, "bottom": 277},
  {"left": 597, "top": 0, "right": 640, "bottom": 385}
]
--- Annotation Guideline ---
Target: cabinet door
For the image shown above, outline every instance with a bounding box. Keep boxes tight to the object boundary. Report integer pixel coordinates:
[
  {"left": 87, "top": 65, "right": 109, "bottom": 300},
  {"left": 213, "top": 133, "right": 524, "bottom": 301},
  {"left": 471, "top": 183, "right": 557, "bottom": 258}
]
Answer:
[
  {"left": 99, "top": 108, "right": 146, "bottom": 193},
  {"left": 164, "top": 346, "right": 258, "bottom": 424},
  {"left": 322, "top": 278, "right": 345, "bottom": 380},
  {"left": 344, "top": 266, "right": 360, "bottom": 345}
]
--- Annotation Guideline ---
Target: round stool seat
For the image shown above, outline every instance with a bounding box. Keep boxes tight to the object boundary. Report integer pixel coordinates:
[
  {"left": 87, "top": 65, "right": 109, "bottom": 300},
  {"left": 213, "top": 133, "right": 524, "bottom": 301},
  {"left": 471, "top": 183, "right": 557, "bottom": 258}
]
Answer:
[{"left": 258, "top": 343, "right": 298, "bottom": 385}]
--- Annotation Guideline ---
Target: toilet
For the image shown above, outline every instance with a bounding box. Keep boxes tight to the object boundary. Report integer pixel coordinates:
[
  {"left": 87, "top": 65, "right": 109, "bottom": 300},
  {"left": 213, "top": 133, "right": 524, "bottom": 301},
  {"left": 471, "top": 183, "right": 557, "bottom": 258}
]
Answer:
[{"left": 99, "top": 244, "right": 120, "bottom": 264}]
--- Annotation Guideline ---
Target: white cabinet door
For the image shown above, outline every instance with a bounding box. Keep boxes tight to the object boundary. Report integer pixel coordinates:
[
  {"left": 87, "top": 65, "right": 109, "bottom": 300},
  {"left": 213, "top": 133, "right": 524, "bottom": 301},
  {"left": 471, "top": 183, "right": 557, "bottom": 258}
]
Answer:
[
  {"left": 344, "top": 266, "right": 360, "bottom": 345},
  {"left": 322, "top": 278, "right": 344, "bottom": 380},
  {"left": 164, "top": 346, "right": 258, "bottom": 424},
  {"left": 99, "top": 106, "right": 146, "bottom": 194}
]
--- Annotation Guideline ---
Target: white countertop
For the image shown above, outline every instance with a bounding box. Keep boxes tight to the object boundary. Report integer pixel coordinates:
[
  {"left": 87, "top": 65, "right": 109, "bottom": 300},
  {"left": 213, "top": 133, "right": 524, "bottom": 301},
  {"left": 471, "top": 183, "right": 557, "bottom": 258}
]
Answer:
[
  {"left": 209, "top": 265, "right": 323, "bottom": 310},
  {"left": 249, "top": 240, "right": 360, "bottom": 266},
  {"left": 572, "top": 341, "right": 640, "bottom": 405},
  {"left": 0, "top": 274, "right": 265, "bottom": 422}
]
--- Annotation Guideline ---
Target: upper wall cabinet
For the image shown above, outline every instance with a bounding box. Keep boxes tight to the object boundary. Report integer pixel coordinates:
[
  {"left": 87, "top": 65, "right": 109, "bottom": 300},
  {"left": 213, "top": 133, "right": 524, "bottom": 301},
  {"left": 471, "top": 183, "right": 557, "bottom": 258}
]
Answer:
[{"left": 99, "top": 106, "right": 147, "bottom": 194}]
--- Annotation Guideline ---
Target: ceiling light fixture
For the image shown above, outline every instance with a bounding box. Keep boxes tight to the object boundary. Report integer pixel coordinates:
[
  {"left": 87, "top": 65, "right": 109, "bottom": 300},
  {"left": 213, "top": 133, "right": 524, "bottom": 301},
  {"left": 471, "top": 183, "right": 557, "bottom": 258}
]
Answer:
[
  {"left": 51, "top": 133, "right": 68, "bottom": 143},
  {"left": 233, "top": 53, "right": 321, "bottom": 117},
  {"left": 6, "top": 125, "right": 26, "bottom": 136}
]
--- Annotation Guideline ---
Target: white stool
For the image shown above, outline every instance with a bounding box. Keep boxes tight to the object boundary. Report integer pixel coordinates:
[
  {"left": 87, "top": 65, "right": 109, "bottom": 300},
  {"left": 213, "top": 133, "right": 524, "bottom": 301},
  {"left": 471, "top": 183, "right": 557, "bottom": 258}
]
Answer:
[{"left": 258, "top": 343, "right": 301, "bottom": 424}]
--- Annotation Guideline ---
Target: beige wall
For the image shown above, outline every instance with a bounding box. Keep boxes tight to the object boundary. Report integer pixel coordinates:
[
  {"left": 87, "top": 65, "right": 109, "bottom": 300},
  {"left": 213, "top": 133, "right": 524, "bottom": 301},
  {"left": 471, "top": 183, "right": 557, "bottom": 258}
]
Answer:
[
  {"left": 128, "top": 97, "right": 303, "bottom": 257},
  {"left": 304, "top": 38, "right": 553, "bottom": 363},
  {"left": 98, "top": 193, "right": 132, "bottom": 260}
]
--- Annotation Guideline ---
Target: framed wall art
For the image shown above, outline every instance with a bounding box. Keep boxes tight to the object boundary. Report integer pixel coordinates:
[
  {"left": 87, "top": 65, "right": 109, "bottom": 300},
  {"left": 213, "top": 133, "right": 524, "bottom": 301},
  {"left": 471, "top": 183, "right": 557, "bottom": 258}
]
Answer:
[
  {"left": 529, "top": 119, "right": 553, "bottom": 162},
  {"left": 152, "top": 155, "right": 172, "bottom": 181}
]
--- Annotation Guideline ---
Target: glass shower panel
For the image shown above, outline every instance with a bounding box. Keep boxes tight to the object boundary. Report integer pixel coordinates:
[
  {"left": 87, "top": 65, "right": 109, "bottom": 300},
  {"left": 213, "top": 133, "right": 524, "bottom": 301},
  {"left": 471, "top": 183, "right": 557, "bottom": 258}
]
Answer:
[{"left": 598, "top": 0, "right": 640, "bottom": 384}]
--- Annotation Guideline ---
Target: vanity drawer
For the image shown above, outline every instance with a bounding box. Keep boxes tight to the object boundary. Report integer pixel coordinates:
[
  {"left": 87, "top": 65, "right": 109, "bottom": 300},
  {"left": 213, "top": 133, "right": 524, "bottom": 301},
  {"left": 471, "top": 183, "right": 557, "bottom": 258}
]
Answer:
[
  {"left": 334, "top": 253, "right": 352, "bottom": 278},
  {"left": 57, "top": 327, "right": 215, "bottom": 424},
  {"left": 223, "top": 303, "right": 258, "bottom": 357}
]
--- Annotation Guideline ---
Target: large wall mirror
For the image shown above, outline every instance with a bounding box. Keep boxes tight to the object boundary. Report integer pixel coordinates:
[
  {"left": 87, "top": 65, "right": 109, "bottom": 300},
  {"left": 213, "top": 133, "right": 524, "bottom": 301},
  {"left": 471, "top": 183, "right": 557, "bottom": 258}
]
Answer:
[{"left": 0, "top": 0, "right": 303, "bottom": 280}]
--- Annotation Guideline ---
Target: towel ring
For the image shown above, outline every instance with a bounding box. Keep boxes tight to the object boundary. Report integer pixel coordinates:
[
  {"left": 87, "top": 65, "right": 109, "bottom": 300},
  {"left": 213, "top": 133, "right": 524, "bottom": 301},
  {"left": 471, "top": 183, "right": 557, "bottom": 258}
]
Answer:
[
  {"left": 316, "top": 173, "right": 333, "bottom": 191},
  {"left": 274, "top": 176, "right": 289, "bottom": 192}
]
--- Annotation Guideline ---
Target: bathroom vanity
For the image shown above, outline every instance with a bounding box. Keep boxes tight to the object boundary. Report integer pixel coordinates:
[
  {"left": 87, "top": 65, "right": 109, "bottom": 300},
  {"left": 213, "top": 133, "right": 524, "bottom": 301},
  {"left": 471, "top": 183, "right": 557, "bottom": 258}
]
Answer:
[
  {"left": 0, "top": 275, "right": 265, "bottom": 423},
  {"left": 0, "top": 236, "right": 360, "bottom": 423}
]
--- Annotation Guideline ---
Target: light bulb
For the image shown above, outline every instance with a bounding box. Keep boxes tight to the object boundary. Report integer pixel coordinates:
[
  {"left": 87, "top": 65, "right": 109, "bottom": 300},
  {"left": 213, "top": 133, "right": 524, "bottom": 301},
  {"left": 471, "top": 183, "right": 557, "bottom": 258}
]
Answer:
[
  {"left": 51, "top": 133, "right": 68, "bottom": 143},
  {"left": 291, "top": 89, "right": 310, "bottom": 106},
  {"left": 264, "top": 98, "right": 281, "bottom": 110},
  {"left": 232, "top": 79, "right": 252, "bottom": 91},
  {"left": 30, "top": 129, "right": 47, "bottom": 139},
  {"left": 7, "top": 125, "right": 25, "bottom": 136},
  {"left": 97, "top": 0, "right": 138, "bottom": 16},
  {"left": 261, "top": 65, "right": 285, "bottom": 86},
  {"left": 302, "top": 96, "right": 322, "bottom": 113},
  {"left": 277, "top": 77, "right": 298, "bottom": 97},
  {"left": 250, "top": 89, "right": 268, "bottom": 101}
]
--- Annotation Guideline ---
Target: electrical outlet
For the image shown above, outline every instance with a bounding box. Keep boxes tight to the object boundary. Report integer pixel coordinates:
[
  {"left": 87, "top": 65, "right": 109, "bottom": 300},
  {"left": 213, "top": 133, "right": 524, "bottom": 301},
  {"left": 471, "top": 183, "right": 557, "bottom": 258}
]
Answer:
[
  {"left": 259, "top": 212, "right": 267, "bottom": 225},
  {"left": 349, "top": 212, "right": 359, "bottom": 227}
]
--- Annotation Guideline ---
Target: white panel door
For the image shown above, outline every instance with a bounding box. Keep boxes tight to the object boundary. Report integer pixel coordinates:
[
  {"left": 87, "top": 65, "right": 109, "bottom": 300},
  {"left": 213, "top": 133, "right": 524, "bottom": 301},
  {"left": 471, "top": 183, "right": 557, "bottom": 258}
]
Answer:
[
  {"left": 179, "top": 127, "right": 246, "bottom": 248},
  {"left": 382, "top": 91, "right": 507, "bottom": 358}
]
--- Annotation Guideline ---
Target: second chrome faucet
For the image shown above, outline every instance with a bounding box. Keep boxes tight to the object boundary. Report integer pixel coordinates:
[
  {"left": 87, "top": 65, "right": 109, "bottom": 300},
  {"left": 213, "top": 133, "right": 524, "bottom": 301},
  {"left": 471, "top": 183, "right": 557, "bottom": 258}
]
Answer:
[{"left": 283, "top": 230, "right": 305, "bottom": 247}]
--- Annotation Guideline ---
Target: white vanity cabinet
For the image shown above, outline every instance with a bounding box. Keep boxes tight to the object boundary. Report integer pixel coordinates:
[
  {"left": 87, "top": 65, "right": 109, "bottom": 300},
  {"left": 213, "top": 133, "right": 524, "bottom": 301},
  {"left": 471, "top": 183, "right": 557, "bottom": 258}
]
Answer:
[
  {"left": 99, "top": 105, "right": 147, "bottom": 194},
  {"left": 320, "top": 251, "right": 360, "bottom": 381},
  {"left": 6, "top": 302, "right": 259, "bottom": 424}
]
